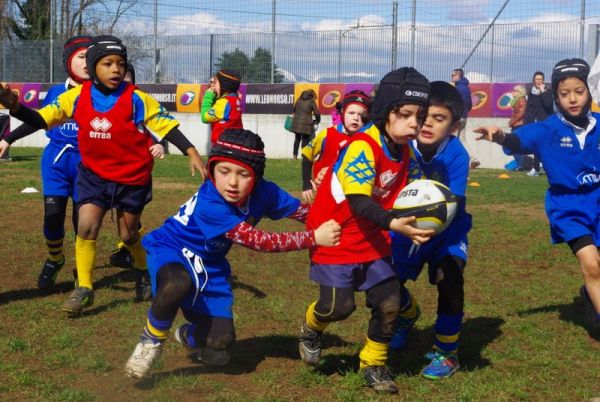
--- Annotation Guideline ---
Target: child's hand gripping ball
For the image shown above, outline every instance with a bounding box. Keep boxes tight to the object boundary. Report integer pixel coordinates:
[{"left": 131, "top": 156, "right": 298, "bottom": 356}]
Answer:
[{"left": 392, "top": 179, "right": 457, "bottom": 235}]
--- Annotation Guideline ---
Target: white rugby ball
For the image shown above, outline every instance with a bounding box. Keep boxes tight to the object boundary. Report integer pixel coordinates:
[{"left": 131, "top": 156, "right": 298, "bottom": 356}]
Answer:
[{"left": 392, "top": 179, "right": 457, "bottom": 234}]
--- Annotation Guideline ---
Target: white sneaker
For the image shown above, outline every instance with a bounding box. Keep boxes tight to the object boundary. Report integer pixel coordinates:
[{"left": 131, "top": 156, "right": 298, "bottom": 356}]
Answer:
[
  {"left": 526, "top": 168, "right": 539, "bottom": 177},
  {"left": 125, "top": 341, "right": 163, "bottom": 378}
]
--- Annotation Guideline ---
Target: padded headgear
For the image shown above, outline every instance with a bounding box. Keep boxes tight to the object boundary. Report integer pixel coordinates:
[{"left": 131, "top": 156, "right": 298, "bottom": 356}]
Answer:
[
  {"left": 86, "top": 35, "right": 127, "bottom": 83},
  {"left": 551, "top": 58, "right": 590, "bottom": 96},
  {"left": 216, "top": 69, "right": 241, "bottom": 94},
  {"left": 63, "top": 35, "right": 93, "bottom": 82},
  {"left": 340, "top": 90, "right": 371, "bottom": 114},
  {"left": 371, "top": 67, "right": 430, "bottom": 130},
  {"left": 209, "top": 129, "right": 266, "bottom": 180}
]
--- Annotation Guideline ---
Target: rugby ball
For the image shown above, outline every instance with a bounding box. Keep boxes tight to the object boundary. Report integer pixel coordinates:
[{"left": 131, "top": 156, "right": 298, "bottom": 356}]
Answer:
[{"left": 392, "top": 179, "right": 457, "bottom": 234}]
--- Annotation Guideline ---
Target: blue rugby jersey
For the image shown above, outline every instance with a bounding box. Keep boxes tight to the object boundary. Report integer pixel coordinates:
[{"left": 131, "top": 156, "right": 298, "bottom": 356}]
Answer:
[
  {"left": 43, "top": 82, "right": 79, "bottom": 147},
  {"left": 509, "top": 113, "right": 600, "bottom": 192},
  {"left": 410, "top": 135, "right": 470, "bottom": 222},
  {"left": 149, "top": 178, "right": 301, "bottom": 262}
]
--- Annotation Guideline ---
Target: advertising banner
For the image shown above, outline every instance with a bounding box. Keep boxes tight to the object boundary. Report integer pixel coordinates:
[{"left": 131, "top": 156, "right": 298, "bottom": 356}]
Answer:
[
  {"left": 318, "top": 83, "right": 345, "bottom": 114},
  {"left": 468, "top": 83, "right": 492, "bottom": 118},
  {"left": 492, "top": 83, "right": 525, "bottom": 118},
  {"left": 244, "top": 84, "right": 294, "bottom": 114},
  {"left": 176, "top": 84, "right": 202, "bottom": 113},
  {"left": 137, "top": 84, "right": 177, "bottom": 111}
]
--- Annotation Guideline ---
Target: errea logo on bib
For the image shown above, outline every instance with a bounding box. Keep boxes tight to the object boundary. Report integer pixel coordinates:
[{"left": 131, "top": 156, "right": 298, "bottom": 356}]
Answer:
[{"left": 89, "top": 117, "right": 112, "bottom": 139}]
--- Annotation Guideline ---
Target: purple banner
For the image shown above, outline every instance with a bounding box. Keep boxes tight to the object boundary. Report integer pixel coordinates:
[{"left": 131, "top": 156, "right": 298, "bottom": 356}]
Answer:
[{"left": 492, "top": 83, "right": 524, "bottom": 118}]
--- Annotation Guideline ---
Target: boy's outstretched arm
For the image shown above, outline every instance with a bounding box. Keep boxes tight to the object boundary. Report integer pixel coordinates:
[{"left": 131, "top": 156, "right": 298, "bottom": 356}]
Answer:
[
  {"left": 474, "top": 126, "right": 522, "bottom": 153},
  {"left": 224, "top": 219, "right": 341, "bottom": 252},
  {"left": 162, "top": 127, "right": 208, "bottom": 180}
]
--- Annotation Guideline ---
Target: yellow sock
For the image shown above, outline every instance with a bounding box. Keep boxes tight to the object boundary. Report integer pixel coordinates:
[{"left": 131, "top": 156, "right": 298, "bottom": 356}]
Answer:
[
  {"left": 359, "top": 337, "right": 389, "bottom": 369},
  {"left": 399, "top": 293, "right": 420, "bottom": 319},
  {"left": 75, "top": 236, "right": 96, "bottom": 289},
  {"left": 305, "top": 301, "right": 329, "bottom": 332},
  {"left": 46, "top": 238, "right": 64, "bottom": 262},
  {"left": 124, "top": 236, "right": 147, "bottom": 270}
]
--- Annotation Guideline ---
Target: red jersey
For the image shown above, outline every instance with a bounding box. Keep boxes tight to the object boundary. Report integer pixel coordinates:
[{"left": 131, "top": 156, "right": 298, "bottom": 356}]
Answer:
[
  {"left": 307, "top": 129, "right": 410, "bottom": 264},
  {"left": 311, "top": 126, "right": 351, "bottom": 179},
  {"left": 210, "top": 94, "right": 243, "bottom": 145},
  {"left": 74, "top": 81, "right": 153, "bottom": 186}
]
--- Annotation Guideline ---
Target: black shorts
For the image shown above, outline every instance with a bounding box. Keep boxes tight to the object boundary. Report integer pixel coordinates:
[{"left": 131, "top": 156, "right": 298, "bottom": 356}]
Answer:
[{"left": 76, "top": 163, "right": 152, "bottom": 214}]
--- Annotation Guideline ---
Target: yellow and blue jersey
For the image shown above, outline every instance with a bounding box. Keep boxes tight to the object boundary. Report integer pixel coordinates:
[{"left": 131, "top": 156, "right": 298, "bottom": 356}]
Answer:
[
  {"left": 336, "top": 125, "right": 422, "bottom": 197},
  {"left": 38, "top": 82, "right": 178, "bottom": 140}
]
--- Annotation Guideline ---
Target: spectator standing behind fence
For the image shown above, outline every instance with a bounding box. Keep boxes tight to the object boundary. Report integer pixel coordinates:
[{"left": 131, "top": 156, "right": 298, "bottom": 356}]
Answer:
[
  {"left": 201, "top": 69, "right": 243, "bottom": 146},
  {"left": 523, "top": 71, "right": 555, "bottom": 176},
  {"left": 291, "top": 89, "right": 320, "bottom": 159},
  {"left": 451, "top": 68, "right": 479, "bottom": 169},
  {"left": 508, "top": 85, "right": 528, "bottom": 170}
]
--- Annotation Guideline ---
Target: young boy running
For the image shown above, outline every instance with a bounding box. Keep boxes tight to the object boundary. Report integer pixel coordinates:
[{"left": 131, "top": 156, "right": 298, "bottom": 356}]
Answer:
[
  {"left": 299, "top": 68, "right": 435, "bottom": 394},
  {"left": 0, "top": 35, "right": 207, "bottom": 314},
  {"left": 124, "top": 128, "right": 341, "bottom": 379},
  {"left": 0, "top": 36, "right": 93, "bottom": 290},
  {"left": 300, "top": 90, "right": 372, "bottom": 203},
  {"left": 476, "top": 58, "right": 600, "bottom": 337},
  {"left": 390, "top": 81, "right": 472, "bottom": 380},
  {"left": 201, "top": 69, "right": 243, "bottom": 145}
]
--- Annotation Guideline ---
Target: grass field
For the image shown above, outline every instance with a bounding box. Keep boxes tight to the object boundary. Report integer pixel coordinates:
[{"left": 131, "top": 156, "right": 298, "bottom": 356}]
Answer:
[{"left": 0, "top": 147, "right": 599, "bottom": 401}]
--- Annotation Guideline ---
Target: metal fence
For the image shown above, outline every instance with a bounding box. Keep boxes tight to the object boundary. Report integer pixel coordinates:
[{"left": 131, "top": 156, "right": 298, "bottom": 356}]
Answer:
[{"left": 1, "top": 20, "right": 599, "bottom": 84}]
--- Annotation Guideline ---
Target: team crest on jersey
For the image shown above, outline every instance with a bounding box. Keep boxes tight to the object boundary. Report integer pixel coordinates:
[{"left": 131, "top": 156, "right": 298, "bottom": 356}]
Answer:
[
  {"left": 89, "top": 117, "right": 112, "bottom": 139},
  {"left": 379, "top": 169, "right": 397, "bottom": 187},
  {"left": 560, "top": 136, "right": 573, "bottom": 148}
]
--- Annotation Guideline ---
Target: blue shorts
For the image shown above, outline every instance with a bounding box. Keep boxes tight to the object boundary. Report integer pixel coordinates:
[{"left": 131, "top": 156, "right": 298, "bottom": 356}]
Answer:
[
  {"left": 309, "top": 257, "right": 396, "bottom": 291},
  {"left": 546, "top": 188, "right": 600, "bottom": 245},
  {"left": 40, "top": 142, "right": 80, "bottom": 199},
  {"left": 76, "top": 164, "right": 152, "bottom": 213},
  {"left": 143, "top": 230, "right": 234, "bottom": 318},
  {"left": 392, "top": 220, "right": 469, "bottom": 282}
]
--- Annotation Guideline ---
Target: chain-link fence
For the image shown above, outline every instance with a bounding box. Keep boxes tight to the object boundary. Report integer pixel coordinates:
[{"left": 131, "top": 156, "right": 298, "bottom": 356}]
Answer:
[{"left": 1, "top": 21, "right": 599, "bottom": 84}]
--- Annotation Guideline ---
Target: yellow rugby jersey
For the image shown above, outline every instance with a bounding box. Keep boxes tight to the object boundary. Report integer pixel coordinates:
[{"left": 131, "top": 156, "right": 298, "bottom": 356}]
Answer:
[
  {"left": 301, "top": 127, "right": 328, "bottom": 161},
  {"left": 336, "top": 125, "right": 422, "bottom": 196},
  {"left": 38, "top": 83, "right": 179, "bottom": 139}
]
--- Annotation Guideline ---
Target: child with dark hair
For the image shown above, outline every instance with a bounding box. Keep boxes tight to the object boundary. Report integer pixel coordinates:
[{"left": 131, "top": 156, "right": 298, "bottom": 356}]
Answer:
[
  {"left": 476, "top": 58, "right": 600, "bottom": 338},
  {"left": 0, "top": 35, "right": 93, "bottom": 290},
  {"left": 201, "top": 69, "right": 243, "bottom": 145},
  {"left": 299, "top": 68, "right": 435, "bottom": 394},
  {"left": 108, "top": 61, "right": 165, "bottom": 273},
  {"left": 390, "top": 81, "right": 472, "bottom": 380},
  {"left": 124, "top": 128, "right": 341, "bottom": 379},
  {"left": 300, "top": 90, "right": 372, "bottom": 203},
  {"left": 0, "top": 35, "right": 207, "bottom": 313}
]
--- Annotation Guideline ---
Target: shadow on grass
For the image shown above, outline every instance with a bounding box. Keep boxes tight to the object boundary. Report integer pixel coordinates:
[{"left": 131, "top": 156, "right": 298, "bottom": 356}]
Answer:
[
  {"left": 230, "top": 274, "right": 267, "bottom": 298},
  {"left": 517, "top": 293, "right": 600, "bottom": 341},
  {"left": 388, "top": 316, "right": 505, "bottom": 376},
  {"left": 0, "top": 267, "right": 134, "bottom": 306},
  {"left": 134, "top": 333, "right": 351, "bottom": 389},
  {"left": 8, "top": 155, "right": 39, "bottom": 162}
]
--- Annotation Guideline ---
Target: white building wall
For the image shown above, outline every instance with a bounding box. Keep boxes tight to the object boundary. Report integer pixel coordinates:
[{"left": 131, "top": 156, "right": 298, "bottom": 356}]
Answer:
[{"left": 4, "top": 111, "right": 513, "bottom": 169}]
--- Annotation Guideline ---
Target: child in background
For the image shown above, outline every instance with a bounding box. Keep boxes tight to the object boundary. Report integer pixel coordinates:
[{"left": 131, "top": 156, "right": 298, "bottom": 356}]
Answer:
[
  {"left": 0, "top": 35, "right": 207, "bottom": 314},
  {"left": 299, "top": 68, "right": 435, "bottom": 394},
  {"left": 476, "top": 58, "right": 600, "bottom": 337},
  {"left": 124, "top": 129, "right": 341, "bottom": 379},
  {"left": 390, "top": 81, "right": 472, "bottom": 380},
  {"left": 300, "top": 90, "right": 372, "bottom": 203},
  {"left": 0, "top": 36, "right": 92, "bottom": 290},
  {"left": 201, "top": 69, "right": 243, "bottom": 146}
]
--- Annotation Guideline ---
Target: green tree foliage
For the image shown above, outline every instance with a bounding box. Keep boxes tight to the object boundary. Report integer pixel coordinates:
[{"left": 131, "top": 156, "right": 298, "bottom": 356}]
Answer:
[
  {"left": 11, "top": 0, "right": 49, "bottom": 39},
  {"left": 215, "top": 47, "right": 284, "bottom": 83}
]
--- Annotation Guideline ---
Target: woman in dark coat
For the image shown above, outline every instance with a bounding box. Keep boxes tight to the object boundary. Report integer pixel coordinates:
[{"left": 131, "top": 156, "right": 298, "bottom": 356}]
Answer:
[{"left": 291, "top": 89, "right": 320, "bottom": 159}]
